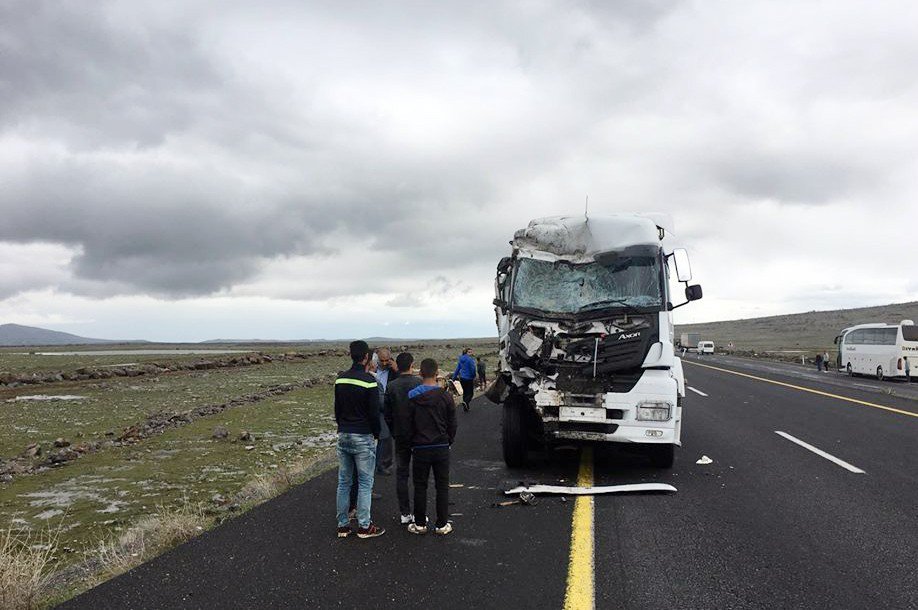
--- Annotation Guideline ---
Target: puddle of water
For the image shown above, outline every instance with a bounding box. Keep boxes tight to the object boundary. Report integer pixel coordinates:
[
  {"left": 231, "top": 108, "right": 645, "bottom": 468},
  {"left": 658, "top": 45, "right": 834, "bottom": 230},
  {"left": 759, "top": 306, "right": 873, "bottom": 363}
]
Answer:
[
  {"left": 6, "top": 395, "right": 86, "bottom": 402},
  {"left": 97, "top": 501, "right": 127, "bottom": 514},
  {"left": 25, "top": 489, "right": 103, "bottom": 508}
]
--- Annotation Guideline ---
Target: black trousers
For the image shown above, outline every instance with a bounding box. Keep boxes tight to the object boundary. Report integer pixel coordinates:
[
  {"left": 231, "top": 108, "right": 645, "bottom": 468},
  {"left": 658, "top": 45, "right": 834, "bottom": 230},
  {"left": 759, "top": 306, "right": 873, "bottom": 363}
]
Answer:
[
  {"left": 395, "top": 439, "right": 412, "bottom": 515},
  {"left": 459, "top": 378, "right": 475, "bottom": 405},
  {"left": 412, "top": 447, "right": 450, "bottom": 528},
  {"left": 376, "top": 435, "right": 393, "bottom": 473}
]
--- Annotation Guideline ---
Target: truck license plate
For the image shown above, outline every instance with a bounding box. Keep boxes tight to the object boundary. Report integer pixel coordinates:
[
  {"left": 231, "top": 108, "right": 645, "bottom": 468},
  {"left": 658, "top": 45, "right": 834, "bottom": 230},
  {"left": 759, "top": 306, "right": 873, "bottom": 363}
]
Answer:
[{"left": 560, "top": 406, "right": 606, "bottom": 422}]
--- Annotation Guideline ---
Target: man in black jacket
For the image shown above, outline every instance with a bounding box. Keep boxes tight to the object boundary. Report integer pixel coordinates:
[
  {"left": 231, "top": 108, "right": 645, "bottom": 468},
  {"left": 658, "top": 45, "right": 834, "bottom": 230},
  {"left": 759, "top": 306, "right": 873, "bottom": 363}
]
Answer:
[
  {"left": 406, "top": 358, "right": 458, "bottom": 536},
  {"left": 383, "top": 352, "right": 422, "bottom": 524},
  {"left": 334, "top": 340, "right": 385, "bottom": 539}
]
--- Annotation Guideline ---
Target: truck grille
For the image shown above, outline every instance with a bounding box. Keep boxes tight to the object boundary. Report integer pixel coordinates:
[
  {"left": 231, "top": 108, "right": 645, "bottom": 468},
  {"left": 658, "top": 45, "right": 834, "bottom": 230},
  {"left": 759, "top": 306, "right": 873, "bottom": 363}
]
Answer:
[
  {"left": 559, "top": 421, "right": 619, "bottom": 434},
  {"left": 554, "top": 366, "right": 644, "bottom": 394},
  {"left": 555, "top": 323, "right": 659, "bottom": 374}
]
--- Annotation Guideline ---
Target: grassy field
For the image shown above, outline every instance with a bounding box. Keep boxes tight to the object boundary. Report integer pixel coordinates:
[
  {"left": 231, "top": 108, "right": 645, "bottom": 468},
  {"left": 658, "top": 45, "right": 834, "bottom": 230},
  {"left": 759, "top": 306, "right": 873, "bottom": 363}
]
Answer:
[
  {"left": 677, "top": 301, "right": 918, "bottom": 355},
  {"left": 0, "top": 345, "right": 260, "bottom": 377},
  {"left": 0, "top": 339, "right": 496, "bottom": 605}
]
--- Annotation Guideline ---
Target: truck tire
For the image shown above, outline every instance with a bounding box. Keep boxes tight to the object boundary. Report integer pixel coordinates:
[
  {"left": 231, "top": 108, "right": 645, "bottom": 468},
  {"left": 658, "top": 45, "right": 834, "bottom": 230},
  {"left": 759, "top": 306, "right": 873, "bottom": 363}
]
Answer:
[
  {"left": 502, "top": 400, "right": 528, "bottom": 467},
  {"left": 646, "top": 444, "right": 675, "bottom": 468}
]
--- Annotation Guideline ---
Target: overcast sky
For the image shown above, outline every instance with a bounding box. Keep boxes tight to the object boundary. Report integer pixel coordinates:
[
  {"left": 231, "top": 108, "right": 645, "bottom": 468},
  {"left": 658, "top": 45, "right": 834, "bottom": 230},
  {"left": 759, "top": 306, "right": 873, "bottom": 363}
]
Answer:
[{"left": 2, "top": 0, "right": 917, "bottom": 341}]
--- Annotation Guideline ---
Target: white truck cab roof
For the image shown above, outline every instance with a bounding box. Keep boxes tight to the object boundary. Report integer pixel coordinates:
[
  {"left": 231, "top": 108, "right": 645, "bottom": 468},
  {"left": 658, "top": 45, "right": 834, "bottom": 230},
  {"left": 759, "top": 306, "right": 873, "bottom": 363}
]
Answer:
[{"left": 511, "top": 214, "right": 671, "bottom": 264}]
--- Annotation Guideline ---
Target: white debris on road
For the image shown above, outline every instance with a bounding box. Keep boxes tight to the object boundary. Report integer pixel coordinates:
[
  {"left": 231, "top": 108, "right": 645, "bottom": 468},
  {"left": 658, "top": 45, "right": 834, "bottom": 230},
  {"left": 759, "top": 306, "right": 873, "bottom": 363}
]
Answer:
[
  {"left": 505, "top": 483, "right": 676, "bottom": 496},
  {"left": 696, "top": 455, "right": 713, "bottom": 464}
]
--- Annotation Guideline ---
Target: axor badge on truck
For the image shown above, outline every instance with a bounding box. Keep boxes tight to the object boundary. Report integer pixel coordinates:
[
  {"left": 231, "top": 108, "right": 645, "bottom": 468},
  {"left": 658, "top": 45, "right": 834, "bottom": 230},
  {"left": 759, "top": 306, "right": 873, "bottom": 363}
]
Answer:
[{"left": 491, "top": 214, "right": 702, "bottom": 468}]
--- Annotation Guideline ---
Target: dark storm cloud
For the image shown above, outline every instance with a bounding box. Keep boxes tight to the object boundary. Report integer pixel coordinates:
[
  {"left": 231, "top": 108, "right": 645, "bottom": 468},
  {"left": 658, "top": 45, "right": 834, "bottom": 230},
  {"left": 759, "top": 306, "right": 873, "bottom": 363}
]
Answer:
[
  {"left": 0, "top": 0, "right": 570, "bottom": 297},
  {"left": 0, "top": 1, "right": 222, "bottom": 148}
]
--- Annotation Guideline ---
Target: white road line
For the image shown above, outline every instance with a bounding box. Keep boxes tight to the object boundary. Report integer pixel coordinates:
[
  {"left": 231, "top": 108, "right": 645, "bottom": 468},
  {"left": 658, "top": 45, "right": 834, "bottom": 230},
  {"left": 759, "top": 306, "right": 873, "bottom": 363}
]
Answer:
[
  {"left": 774, "top": 431, "right": 866, "bottom": 474},
  {"left": 687, "top": 386, "right": 708, "bottom": 397}
]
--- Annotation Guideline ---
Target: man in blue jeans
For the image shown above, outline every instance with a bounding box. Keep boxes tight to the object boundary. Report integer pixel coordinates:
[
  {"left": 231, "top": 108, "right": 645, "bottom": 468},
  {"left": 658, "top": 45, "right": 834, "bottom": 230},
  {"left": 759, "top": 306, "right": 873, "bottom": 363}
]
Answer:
[
  {"left": 334, "top": 340, "right": 385, "bottom": 539},
  {"left": 452, "top": 347, "right": 477, "bottom": 411}
]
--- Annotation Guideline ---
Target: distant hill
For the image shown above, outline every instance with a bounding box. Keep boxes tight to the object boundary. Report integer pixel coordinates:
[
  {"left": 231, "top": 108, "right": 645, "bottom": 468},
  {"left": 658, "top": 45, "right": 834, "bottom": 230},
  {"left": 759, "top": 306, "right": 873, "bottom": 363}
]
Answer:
[
  {"left": 0, "top": 324, "right": 128, "bottom": 346},
  {"left": 677, "top": 301, "right": 918, "bottom": 353}
]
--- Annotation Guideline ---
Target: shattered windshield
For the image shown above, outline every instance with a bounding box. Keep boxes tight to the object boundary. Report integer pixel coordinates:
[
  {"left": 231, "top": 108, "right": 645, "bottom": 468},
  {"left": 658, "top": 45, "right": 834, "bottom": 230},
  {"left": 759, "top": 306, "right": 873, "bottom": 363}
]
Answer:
[{"left": 512, "top": 257, "right": 662, "bottom": 314}]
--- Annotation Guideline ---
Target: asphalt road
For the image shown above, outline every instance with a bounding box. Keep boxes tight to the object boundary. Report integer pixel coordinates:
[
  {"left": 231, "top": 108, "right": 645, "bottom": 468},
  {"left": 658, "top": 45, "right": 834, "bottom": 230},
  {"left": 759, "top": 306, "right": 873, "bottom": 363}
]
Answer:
[{"left": 61, "top": 359, "right": 918, "bottom": 609}]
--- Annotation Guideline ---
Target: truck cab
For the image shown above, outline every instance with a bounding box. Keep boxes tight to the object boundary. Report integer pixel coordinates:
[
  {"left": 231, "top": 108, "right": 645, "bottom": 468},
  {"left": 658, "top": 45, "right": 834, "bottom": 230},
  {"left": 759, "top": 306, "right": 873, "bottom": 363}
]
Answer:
[{"left": 493, "top": 214, "right": 702, "bottom": 468}]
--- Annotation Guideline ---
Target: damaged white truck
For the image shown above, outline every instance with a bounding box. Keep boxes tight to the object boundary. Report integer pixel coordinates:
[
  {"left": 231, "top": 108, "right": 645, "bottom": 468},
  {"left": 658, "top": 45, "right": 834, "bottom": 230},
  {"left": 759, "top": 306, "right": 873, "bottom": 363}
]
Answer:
[{"left": 491, "top": 214, "right": 702, "bottom": 468}]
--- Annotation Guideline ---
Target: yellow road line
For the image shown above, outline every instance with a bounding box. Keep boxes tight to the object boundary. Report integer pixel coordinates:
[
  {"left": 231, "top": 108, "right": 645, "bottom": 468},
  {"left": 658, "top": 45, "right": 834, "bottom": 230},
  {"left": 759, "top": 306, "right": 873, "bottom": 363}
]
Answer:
[
  {"left": 563, "top": 446, "right": 595, "bottom": 610},
  {"left": 685, "top": 360, "right": 918, "bottom": 419}
]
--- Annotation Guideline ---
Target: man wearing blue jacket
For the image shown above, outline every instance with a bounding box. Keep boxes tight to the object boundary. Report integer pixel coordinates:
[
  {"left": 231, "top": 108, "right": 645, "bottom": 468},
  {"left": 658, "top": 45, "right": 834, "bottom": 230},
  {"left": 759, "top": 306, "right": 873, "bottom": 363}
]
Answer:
[{"left": 452, "top": 347, "right": 477, "bottom": 412}]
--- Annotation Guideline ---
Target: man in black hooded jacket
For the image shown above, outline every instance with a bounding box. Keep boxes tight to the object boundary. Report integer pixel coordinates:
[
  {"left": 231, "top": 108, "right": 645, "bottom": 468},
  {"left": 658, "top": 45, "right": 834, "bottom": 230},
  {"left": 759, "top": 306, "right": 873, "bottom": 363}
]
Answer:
[
  {"left": 383, "top": 352, "right": 422, "bottom": 524},
  {"left": 406, "top": 358, "right": 458, "bottom": 535}
]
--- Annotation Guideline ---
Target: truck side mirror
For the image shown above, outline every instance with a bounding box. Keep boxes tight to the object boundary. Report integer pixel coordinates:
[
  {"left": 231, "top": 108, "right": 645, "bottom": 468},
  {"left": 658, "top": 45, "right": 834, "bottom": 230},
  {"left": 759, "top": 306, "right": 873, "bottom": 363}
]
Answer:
[
  {"left": 672, "top": 248, "right": 693, "bottom": 282},
  {"left": 685, "top": 284, "right": 703, "bottom": 301}
]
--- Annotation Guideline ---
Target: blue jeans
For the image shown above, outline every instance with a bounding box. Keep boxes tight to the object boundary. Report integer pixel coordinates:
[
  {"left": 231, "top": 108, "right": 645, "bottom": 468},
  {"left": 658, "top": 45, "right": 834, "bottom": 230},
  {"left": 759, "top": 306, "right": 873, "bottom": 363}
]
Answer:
[{"left": 336, "top": 433, "right": 377, "bottom": 529}]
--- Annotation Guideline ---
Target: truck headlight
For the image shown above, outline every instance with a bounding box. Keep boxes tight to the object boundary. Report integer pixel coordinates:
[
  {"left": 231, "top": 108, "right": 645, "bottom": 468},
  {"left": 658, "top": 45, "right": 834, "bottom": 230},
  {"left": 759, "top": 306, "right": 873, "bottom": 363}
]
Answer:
[{"left": 636, "top": 401, "right": 672, "bottom": 421}]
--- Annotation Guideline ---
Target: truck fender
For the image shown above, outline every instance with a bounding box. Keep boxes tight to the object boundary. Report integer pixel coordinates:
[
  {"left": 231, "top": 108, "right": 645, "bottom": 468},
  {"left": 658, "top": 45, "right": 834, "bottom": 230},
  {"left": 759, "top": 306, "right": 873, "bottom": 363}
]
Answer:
[{"left": 671, "top": 357, "right": 686, "bottom": 397}]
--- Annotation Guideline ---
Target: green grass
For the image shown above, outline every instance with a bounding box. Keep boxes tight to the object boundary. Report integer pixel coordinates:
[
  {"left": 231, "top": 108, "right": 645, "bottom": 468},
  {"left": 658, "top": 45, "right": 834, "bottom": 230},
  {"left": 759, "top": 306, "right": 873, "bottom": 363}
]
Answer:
[
  {"left": 0, "top": 360, "right": 326, "bottom": 460},
  {"left": 0, "top": 346, "right": 268, "bottom": 377}
]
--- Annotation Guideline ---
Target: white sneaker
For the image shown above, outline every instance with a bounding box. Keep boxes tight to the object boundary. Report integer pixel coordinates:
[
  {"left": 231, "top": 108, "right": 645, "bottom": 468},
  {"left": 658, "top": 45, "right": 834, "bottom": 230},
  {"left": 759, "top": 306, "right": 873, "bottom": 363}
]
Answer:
[
  {"left": 400, "top": 514, "right": 415, "bottom": 525},
  {"left": 434, "top": 522, "right": 453, "bottom": 536},
  {"left": 407, "top": 522, "right": 428, "bottom": 535}
]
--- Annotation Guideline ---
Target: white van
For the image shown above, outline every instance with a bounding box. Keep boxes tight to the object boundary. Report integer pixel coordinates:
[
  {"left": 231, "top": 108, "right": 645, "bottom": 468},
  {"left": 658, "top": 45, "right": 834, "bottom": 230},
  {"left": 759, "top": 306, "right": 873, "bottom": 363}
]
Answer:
[
  {"left": 697, "top": 341, "right": 715, "bottom": 355},
  {"left": 836, "top": 320, "right": 918, "bottom": 380}
]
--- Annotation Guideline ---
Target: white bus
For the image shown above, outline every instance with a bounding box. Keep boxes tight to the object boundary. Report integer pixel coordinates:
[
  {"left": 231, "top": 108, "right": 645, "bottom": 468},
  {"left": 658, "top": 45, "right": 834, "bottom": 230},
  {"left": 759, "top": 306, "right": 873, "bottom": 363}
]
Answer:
[{"left": 835, "top": 320, "right": 918, "bottom": 380}]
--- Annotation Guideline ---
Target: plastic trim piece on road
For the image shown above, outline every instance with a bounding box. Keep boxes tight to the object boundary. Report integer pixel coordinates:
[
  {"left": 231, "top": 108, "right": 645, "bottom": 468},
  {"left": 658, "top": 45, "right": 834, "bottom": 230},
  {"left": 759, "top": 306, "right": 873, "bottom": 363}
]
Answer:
[{"left": 505, "top": 483, "right": 677, "bottom": 496}]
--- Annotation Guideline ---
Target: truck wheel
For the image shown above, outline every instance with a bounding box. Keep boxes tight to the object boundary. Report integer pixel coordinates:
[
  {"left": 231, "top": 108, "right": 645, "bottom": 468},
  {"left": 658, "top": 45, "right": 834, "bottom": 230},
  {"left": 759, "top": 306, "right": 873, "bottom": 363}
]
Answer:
[
  {"left": 647, "top": 444, "right": 675, "bottom": 469},
  {"left": 502, "top": 400, "right": 528, "bottom": 467}
]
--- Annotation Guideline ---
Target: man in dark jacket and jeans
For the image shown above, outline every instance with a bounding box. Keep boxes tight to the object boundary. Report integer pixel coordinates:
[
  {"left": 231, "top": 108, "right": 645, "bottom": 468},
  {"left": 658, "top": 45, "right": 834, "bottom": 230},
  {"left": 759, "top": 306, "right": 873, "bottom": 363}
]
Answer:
[
  {"left": 383, "top": 352, "right": 422, "bottom": 524},
  {"left": 334, "top": 340, "right": 385, "bottom": 539},
  {"left": 407, "top": 358, "right": 458, "bottom": 535}
]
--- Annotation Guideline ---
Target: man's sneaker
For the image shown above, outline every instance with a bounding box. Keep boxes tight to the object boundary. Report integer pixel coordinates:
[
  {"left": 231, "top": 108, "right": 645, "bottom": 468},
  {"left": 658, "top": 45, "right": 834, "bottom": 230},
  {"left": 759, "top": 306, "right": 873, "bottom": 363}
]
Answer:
[
  {"left": 434, "top": 522, "right": 453, "bottom": 536},
  {"left": 400, "top": 514, "right": 415, "bottom": 525},
  {"left": 407, "top": 522, "right": 428, "bottom": 535},
  {"left": 356, "top": 523, "right": 386, "bottom": 539},
  {"left": 336, "top": 526, "right": 351, "bottom": 538}
]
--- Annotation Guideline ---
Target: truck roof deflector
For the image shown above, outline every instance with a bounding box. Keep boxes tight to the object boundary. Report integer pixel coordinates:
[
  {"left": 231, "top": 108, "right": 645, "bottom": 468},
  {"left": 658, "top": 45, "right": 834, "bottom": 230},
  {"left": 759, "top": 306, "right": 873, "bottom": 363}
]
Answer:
[{"left": 504, "top": 483, "right": 677, "bottom": 496}]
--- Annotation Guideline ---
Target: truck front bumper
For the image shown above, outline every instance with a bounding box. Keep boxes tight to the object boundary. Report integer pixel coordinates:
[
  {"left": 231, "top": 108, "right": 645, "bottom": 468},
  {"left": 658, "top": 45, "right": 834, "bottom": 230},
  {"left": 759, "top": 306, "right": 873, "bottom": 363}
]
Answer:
[{"left": 536, "top": 369, "right": 682, "bottom": 445}]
